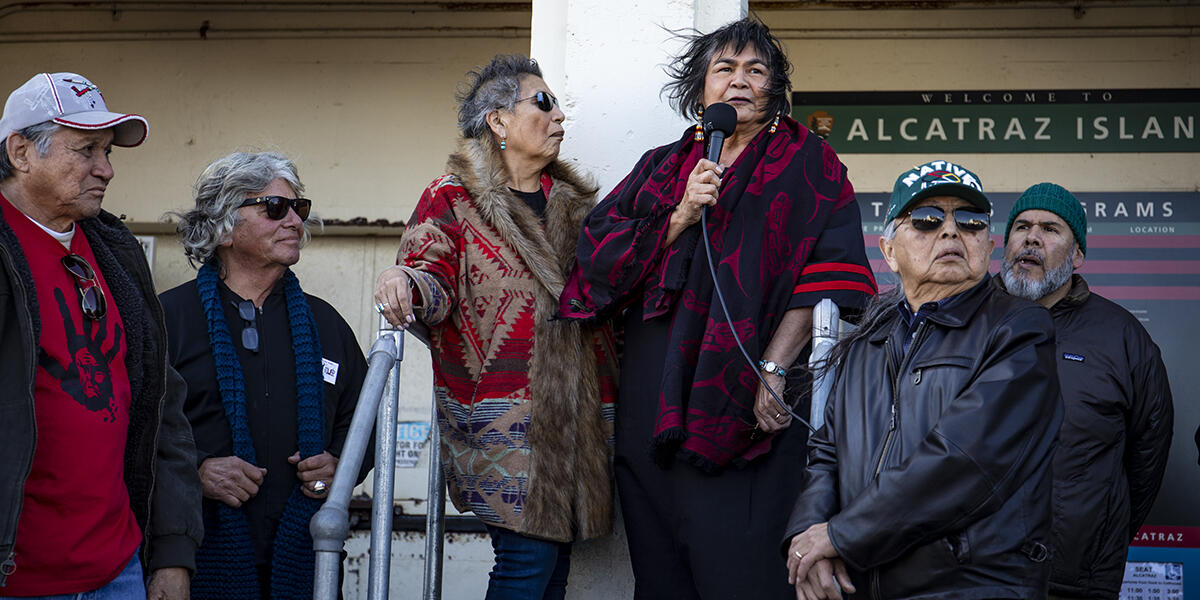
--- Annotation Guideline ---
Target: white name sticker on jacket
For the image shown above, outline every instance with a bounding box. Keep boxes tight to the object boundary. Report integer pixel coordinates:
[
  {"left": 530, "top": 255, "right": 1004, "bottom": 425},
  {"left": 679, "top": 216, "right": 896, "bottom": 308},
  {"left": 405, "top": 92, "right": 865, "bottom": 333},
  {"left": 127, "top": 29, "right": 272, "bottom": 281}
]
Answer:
[{"left": 322, "top": 358, "right": 339, "bottom": 384}]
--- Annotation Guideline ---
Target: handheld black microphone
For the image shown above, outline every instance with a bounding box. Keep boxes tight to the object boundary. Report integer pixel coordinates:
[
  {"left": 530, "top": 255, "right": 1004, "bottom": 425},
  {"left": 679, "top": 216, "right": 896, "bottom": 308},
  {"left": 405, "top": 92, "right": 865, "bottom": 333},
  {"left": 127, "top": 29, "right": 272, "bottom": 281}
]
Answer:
[{"left": 702, "top": 102, "right": 737, "bottom": 164}]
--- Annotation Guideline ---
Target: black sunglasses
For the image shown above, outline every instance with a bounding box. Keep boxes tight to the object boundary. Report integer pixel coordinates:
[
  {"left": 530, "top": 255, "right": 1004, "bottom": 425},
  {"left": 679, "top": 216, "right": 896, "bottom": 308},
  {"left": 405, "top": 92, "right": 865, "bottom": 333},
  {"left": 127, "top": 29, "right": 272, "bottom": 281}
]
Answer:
[
  {"left": 517, "top": 91, "right": 559, "bottom": 112},
  {"left": 237, "top": 300, "right": 259, "bottom": 353},
  {"left": 239, "top": 196, "right": 312, "bottom": 221},
  {"left": 905, "top": 205, "right": 990, "bottom": 233},
  {"left": 61, "top": 254, "right": 106, "bottom": 320}
]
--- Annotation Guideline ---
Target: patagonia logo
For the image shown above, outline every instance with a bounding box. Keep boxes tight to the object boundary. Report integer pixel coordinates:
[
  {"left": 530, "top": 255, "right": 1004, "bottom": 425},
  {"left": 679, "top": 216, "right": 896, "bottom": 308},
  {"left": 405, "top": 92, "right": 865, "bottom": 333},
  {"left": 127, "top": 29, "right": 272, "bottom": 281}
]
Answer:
[{"left": 1063, "top": 352, "right": 1085, "bottom": 362}]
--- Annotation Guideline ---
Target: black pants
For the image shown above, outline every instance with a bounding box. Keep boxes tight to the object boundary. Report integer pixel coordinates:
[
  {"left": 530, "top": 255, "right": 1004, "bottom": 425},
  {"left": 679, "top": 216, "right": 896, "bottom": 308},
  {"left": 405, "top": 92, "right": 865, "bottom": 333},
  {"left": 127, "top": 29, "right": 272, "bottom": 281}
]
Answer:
[{"left": 615, "top": 305, "right": 810, "bottom": 600}]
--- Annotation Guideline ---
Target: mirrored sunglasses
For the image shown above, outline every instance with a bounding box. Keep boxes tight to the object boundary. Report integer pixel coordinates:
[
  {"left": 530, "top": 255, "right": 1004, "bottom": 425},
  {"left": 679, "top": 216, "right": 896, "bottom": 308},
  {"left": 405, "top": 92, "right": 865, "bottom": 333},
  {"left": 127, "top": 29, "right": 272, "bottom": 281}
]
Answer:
[
  {"left": 906, "top": 205, "right": 990, "bottom": 233},
  {"left": 517, "top": 91, "right": 559, "bottom": 112},
  {"left": 238, "top": 196, "right": 312, "bottom": 220},
  {"left": 61, "top": 254, "right": 106, "bottom": 320}
]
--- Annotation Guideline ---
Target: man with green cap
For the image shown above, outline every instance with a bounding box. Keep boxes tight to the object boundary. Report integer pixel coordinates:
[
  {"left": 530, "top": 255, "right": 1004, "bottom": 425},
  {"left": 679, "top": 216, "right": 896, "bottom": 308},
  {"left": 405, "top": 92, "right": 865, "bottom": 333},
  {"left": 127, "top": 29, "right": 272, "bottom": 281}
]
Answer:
[
  {"left": 784, "top": 161, "right": 1062, "bottom": 600},
  {"left": 998, "top": 182, "right": 1174, "bottom": 600}
]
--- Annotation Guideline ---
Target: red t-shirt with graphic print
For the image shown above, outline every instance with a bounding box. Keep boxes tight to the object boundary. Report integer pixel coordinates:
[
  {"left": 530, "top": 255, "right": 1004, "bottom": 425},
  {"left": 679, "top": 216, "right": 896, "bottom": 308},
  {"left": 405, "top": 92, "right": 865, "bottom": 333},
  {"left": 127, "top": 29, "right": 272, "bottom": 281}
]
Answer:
[{"left": 1, "top": 196, "right": 141, "bottom": 595}]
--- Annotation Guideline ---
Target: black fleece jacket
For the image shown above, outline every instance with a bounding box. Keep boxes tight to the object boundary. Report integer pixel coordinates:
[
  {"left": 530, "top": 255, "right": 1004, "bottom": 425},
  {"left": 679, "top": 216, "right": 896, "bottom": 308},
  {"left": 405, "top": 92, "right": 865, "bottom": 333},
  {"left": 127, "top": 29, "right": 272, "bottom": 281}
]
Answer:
[{"left": 0, "top": 207, "right": 203, "bottom": 584}]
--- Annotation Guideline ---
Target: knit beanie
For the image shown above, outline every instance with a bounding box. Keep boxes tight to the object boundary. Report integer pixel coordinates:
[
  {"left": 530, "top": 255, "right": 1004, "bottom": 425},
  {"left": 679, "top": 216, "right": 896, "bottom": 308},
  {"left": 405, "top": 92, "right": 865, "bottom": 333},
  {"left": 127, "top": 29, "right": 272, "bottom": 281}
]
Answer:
[{"left": 1005, "top": 182, "right": 1088, "bottom": 255}]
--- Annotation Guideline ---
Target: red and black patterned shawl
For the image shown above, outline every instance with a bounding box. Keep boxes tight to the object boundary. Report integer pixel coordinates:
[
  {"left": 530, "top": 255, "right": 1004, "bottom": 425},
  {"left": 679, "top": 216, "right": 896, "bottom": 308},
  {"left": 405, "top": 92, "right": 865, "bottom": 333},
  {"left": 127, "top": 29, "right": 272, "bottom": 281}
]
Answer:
[{"left": 559, "top": 116, "right": 876, "bottom": 470}]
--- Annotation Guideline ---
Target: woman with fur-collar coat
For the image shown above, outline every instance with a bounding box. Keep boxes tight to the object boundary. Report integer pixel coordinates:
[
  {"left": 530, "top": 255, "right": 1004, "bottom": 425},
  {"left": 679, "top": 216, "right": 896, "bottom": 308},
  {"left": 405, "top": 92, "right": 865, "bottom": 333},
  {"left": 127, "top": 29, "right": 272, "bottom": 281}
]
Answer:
[{"left": 374, "top": 55, "right": 617, "bottom": 598}]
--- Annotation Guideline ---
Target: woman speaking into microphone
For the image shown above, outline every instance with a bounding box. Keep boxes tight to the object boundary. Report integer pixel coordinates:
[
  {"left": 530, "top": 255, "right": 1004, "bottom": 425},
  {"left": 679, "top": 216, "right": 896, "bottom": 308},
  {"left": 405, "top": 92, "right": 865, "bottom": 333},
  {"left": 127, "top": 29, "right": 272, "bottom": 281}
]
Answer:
[{"left": 558, "top": 18, "right": 876, "bottom": 599}]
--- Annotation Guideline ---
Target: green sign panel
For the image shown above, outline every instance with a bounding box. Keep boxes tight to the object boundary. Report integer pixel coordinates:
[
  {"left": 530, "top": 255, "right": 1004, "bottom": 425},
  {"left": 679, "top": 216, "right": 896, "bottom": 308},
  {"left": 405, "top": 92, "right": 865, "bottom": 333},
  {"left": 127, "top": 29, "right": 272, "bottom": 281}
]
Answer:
[{"left": 792, "top": 89, "right": 1199, "bottom": 153}]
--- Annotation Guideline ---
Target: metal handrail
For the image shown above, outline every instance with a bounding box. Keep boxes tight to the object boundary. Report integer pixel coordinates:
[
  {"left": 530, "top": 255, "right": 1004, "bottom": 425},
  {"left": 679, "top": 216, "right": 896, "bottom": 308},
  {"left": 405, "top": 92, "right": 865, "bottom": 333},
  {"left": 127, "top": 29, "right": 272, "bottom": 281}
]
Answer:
[
  {"left": 311, "top": 316, "right": 444, "bottom": 600},
  {"left": 311, "top": 329, "right": 403, "bottom": 600},
  {"left": 368, "top": 327, "right": 402, "bottom": 600}
]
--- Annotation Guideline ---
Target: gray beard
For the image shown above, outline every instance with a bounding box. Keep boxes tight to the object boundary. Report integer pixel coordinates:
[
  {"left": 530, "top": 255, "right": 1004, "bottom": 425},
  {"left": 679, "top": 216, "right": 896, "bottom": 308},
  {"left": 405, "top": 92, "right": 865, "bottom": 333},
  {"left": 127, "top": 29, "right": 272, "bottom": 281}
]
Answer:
[{"left": 1001, "top": 250, "right": 1075, "bottom": 302}]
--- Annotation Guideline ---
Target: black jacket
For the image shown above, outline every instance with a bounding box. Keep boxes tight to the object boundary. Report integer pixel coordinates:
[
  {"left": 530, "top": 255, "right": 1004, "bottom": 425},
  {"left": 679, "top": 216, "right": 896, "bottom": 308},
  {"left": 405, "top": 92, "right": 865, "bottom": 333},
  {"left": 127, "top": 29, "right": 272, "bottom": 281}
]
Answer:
[
  {"left": 784, "top": 277, "right": 1062, "bottom": 599},
  {"left": 1001, "top": 275, "right": 1172, "bottom": 599},
  {"left": 159, "top": 278, "right": 369, "bottom": 567},
  {"left": 0, "top": 208, "right": 203, "bottom": 583}
]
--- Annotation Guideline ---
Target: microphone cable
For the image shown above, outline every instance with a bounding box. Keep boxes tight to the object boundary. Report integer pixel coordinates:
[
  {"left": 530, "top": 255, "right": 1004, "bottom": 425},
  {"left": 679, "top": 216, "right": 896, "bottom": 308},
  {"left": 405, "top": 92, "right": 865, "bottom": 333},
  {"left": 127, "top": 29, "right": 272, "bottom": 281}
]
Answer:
[{"left": 700, "top": 206, "right": 816, "bottom": 433}]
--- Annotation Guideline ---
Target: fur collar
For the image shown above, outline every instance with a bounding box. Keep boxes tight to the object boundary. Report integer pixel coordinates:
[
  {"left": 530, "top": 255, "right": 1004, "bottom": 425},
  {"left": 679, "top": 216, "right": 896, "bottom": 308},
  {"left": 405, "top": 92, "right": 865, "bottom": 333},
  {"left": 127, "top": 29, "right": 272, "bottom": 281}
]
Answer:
[
  {"left": 446, "top": 136, "right": 612, "bottom": 542},
  {"left": 445, "top": 136, "right": 598, "bottom": 299}
]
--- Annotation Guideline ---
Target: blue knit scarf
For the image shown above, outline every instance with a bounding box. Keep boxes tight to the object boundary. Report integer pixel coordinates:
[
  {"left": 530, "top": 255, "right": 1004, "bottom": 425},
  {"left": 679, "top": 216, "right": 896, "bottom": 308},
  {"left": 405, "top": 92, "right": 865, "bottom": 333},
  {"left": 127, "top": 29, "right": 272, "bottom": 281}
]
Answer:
[{"left": 192, "top": 261, "right": 326, "bottom": 600}]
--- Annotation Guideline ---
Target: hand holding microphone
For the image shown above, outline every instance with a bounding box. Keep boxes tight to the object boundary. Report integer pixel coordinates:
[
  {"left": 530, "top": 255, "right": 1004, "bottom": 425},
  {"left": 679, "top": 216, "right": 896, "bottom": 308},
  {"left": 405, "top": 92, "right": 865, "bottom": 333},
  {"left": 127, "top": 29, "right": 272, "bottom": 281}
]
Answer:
[{"left": 669, "top": 103, "right": 738, "bottom": 245}]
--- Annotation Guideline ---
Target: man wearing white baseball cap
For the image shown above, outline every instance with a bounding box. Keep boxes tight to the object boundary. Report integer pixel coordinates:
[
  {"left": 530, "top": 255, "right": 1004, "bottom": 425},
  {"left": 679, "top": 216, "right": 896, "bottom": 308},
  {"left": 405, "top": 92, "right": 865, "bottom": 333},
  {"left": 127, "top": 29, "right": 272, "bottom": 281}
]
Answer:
[{"left": 0, "top": 72, "right": 201, "bottom": 600}]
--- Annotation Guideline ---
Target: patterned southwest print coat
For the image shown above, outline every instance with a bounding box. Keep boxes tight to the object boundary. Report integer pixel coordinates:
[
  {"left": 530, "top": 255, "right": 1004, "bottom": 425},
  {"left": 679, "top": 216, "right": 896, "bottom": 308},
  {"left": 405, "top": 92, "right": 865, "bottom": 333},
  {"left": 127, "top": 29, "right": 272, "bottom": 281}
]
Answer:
[{"left": 396, "top": 137, "right": 618, "bottom": 542}]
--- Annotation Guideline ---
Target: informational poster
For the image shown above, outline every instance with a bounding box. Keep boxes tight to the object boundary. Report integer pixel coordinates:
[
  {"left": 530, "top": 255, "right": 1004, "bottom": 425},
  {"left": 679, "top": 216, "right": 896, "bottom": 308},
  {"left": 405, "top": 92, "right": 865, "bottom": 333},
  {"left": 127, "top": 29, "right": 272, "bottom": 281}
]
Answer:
[
  {"left": 395, "top": 421, "right": 432, "bottom": 469},
  {"left": 1121, "top": 562, "right": 1184, "bottom": 600},
  {"left": 135, "top": 234, "right": 155, "bottom": 270}
]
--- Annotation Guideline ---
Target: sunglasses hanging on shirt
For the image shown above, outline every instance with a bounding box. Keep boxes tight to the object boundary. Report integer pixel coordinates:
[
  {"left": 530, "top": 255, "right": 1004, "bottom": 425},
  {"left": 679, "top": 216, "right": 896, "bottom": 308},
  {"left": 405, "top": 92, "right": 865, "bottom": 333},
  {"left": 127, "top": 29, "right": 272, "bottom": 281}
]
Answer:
[
  {"left": 61, "top": 254, "right": 106, "bottom": 320},
  {"left": 905, "top": 205, "right": 990, "bottom": 233},
  {"left": 238, "top": 196, "right": 312, "bottom": 221},
  {"left": 237, "top": 300, "right": 259, "bottom": 353}
]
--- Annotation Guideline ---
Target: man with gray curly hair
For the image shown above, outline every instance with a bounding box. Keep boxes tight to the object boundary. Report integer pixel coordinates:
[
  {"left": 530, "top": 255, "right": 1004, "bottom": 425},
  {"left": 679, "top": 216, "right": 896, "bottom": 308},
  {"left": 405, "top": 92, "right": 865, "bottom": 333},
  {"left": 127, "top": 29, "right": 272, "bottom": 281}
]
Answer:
[
  {"left": 0, "top": 72, "right": 201, "bottom": 600},
  {"left": 158, "top": 151, "right": 368, "bottom": 599}
]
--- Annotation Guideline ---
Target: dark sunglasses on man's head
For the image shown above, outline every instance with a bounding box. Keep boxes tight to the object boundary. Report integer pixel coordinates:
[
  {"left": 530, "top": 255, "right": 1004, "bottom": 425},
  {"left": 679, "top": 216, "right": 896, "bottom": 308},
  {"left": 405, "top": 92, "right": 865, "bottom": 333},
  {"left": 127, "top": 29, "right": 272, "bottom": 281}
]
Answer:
[
  {"left": 238, "top": 196, "right": 312, "bottom": 221},
  {"left": 61, "top": 254, "right": 106, "bottom": 320},
  {"left": 905, "top": 205, "right": 990, "bottom": 233},
  {"left": 517, "top": 91, "right": 559, "bottom": 112}
]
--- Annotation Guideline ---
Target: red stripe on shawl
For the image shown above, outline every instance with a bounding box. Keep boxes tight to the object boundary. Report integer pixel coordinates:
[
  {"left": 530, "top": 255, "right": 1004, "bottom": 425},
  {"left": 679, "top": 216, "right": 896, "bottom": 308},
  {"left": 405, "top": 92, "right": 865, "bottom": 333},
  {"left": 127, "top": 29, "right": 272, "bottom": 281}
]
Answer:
[{"left": 793, "top": 281, "right": 879, "bottom": 296}]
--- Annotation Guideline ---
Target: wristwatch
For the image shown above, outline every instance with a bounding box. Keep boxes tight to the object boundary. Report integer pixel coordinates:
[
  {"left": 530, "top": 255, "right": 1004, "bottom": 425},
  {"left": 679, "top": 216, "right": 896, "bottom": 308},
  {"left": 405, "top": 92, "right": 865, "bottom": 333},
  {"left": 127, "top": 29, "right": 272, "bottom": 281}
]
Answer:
[{"left": 759, "top": 360, "right": 788, "bottom": 377}]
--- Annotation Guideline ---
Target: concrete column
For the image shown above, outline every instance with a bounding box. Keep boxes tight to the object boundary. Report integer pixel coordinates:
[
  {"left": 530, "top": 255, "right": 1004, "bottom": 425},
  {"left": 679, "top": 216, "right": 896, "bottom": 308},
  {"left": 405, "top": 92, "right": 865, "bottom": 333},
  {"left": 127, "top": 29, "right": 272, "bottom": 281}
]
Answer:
[
  {"left": 532, "top": 0, "right": 747, "bottom": 194},
  {"left": 529, "top": 1, "right": 746, "bottom": 597}
]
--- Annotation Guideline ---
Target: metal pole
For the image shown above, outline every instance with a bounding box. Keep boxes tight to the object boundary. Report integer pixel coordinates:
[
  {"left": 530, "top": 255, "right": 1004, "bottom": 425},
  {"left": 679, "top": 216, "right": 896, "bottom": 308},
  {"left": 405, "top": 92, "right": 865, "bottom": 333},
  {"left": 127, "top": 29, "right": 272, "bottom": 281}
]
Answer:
[
  {"left": 368, "top": 319, "right": 404, "bottom": 600},
  {"left": 312, "top": 334, "right": 399, "bottom": 600},
  {"left": 809, "top": 298, "right": 840, "bottom": 431},
  {"left": 422, "top": 383, "right": 445, "bottom": 600}
]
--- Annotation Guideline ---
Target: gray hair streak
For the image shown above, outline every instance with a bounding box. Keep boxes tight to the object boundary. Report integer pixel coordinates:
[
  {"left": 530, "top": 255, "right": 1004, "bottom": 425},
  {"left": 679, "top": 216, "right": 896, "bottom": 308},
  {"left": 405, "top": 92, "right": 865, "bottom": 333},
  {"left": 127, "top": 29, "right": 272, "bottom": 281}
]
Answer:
[
  {"left": 170, "top": 151, "right": 319, "bottom": 268},
  {"left": 0, "top": 121, "right": 62, "bottom": 180},
  {"left": 456, "top": 54, "right": 544, "bottom": 140}
]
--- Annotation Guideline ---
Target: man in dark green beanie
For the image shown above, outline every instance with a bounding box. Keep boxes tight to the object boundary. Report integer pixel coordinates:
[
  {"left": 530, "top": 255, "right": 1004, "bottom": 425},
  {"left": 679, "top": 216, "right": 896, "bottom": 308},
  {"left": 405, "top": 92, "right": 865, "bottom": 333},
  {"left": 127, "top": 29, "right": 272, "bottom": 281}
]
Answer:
[{"left": 998, "top": 182, "right": 1174, "bottom": 600}]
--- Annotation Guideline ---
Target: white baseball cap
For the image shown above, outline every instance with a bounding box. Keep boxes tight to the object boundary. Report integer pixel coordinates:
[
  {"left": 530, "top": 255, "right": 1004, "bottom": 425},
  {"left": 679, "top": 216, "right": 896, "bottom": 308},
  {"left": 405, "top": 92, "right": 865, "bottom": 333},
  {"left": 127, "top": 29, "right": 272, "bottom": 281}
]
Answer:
[{"left": 0, "top": 72, "right": 148, "bottom": 147}]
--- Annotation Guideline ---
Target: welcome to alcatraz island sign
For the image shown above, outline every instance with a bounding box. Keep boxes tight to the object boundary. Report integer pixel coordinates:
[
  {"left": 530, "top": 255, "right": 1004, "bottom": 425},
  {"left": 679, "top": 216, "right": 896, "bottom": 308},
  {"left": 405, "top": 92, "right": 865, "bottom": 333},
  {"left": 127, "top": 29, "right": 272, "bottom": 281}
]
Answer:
[{"left": 792, "top": 89, "right": 1199, "bottom": 153}]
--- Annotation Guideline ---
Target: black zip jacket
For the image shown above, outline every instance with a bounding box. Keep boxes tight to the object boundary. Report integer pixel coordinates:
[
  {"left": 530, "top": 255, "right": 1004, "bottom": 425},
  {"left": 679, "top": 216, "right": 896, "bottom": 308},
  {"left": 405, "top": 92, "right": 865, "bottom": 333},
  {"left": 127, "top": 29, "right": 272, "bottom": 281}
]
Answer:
[
  {"left": 0, "top": 207, "right": 203, "bottom": 586},
  {"left": 784, "top": 277, "right": 1063, "bottom": 599},
  {"left": 159, "top": 278, "right": 370, "bottom": 568},
  {"left": 997, "top": 275, "right": 1173, "bottom": 599}
]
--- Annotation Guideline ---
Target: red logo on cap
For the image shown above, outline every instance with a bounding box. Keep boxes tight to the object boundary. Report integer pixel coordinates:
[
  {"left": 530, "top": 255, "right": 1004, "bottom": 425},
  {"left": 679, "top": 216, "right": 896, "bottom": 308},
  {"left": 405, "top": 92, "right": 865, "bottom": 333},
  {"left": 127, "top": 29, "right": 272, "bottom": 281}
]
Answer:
[
  {"left": 62, "top": 78, "right": 99, "bottom": 98},
  {"left": 921, "top": 170, "right": 962, "bottom": 184}
]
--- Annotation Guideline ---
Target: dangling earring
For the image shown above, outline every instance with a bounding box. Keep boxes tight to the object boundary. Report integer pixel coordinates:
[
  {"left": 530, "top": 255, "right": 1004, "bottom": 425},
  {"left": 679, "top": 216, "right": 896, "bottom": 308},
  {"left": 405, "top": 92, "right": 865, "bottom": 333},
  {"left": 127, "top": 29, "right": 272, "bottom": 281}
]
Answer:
[
  {"left": 694, "top": 105, "right": 704, "bottom": 142},
  {"left": 499, "top": 138, "right": 507, "bottom": 150},
  {"left": 769, "top": 113, "right": 780, "bottom": 134}
]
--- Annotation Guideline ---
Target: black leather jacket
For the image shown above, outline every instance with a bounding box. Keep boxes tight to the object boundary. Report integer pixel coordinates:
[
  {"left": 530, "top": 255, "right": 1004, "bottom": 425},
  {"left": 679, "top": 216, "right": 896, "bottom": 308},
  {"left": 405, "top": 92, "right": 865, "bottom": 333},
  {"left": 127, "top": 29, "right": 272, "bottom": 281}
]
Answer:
[
  {"left": 997, "top": 275, "right": 1172, "bottom": 599},
  {"left": 784, "top": 277, "right": 1063, "bottom": 599},
  {"left": 0, "top": 207, "right": 203, "bottom": 585}
]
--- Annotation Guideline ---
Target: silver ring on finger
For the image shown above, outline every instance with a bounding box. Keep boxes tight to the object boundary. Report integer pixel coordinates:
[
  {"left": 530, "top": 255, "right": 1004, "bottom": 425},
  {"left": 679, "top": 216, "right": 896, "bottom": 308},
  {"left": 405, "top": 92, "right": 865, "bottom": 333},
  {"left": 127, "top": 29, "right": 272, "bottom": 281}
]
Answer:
[
  {"left": 311, "top": 480, "right": 327, "bottom": 495},
  {"left": 375, "top": 302, "right": 385, "bottom": 313}
]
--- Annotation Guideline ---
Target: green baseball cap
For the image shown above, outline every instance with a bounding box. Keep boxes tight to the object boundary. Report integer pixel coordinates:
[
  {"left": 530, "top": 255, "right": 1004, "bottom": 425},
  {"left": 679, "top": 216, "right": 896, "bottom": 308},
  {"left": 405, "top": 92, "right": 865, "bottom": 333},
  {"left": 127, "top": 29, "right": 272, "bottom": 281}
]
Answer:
[{"left": 884, "top": 160, "right": 992, "bottom": 225}]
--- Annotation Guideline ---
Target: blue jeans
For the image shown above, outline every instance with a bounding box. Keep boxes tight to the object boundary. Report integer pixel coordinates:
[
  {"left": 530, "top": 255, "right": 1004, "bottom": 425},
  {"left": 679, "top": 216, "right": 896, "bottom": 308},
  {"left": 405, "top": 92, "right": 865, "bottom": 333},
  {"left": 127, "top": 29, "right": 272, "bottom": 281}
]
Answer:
[
  {"left": 0, "top": 551, "right": 144, "bottom": 600},
  {"left": 485, "top": 525, "right": 572, "bottom": 600}
]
